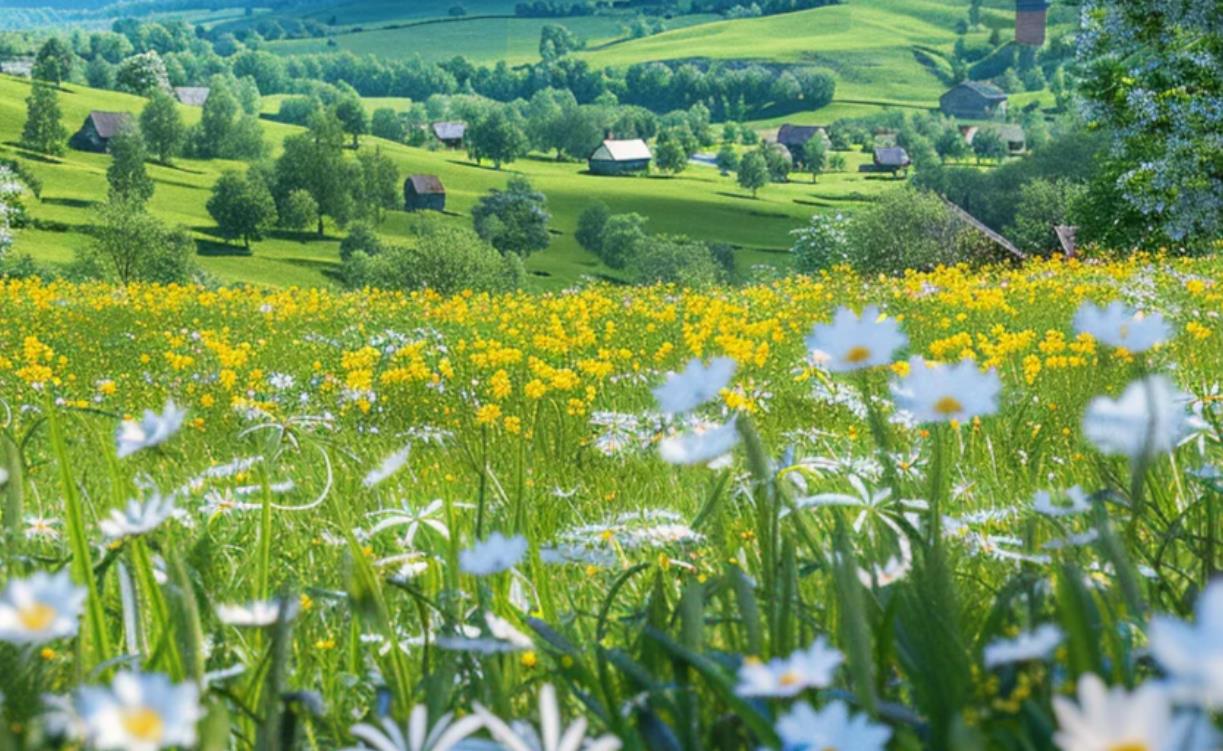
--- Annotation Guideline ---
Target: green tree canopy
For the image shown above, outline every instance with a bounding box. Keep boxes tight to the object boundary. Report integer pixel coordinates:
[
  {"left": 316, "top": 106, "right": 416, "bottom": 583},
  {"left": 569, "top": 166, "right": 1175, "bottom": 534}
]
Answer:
[
  {"left": 207, "top": 169, "right": 278, "bottom": 249},
  {"left": 140, "top": 90, "right": 184, "bottom": 164},
  {"left": 21, "top": 82, "right": 67, "bottom": 157},
  {"left": 106, "top": 128, "right": 154, "bottom": 207},
  {"left": 471, "top": 177, "right": 551, "bottom": 256},
  {"left": 736, "top": 151, "right": 768, "bottom": 198}
]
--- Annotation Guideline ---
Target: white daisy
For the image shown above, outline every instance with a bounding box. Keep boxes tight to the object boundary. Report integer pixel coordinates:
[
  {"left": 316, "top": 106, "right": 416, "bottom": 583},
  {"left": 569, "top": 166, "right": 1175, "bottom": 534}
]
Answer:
[
  {"left": 363, "top": 445, "right": 412, "bottom": 488},
  {"left": 652, "top": 357, "right": 735, "bottom": 415},
  {"left": 115, "top": 401, "right": 186, "bottom": 459},
  {"left": 0, "top": 570, "right": 86, "bottom": 645},
  {"left": 1033, "top": 486, "right": 1092, "bottom": 517},
  {"left": 1149, "top": 579, "right": 1223, "bottom": 709},
  {"left": 984, "top": 624, "right": 1063, "bottom": 668},
  {"left": 892, "top": 358, "right": 1001, "bottom": 424},
  {"left": 99, "top": 492, "right": 178, "bottom": 542},
  {"left": 215, "top": 598, "right": 299, "bottom": 628},
  {"left": 475, "top": 683, "right": 621, "bottom": 751},
  {"left": 367, "top": 499, "right": 450, "bottom": 545},
  {"left": 774, "top": 700, "right": 891, "bottom": 751},
  {"left": 76, "top": 671, "right": 203, "bottom": 751},
  {"left": 1073, "top": 301, "right": 1170, "bottom": 353},
  {"left": 23, "top": 515, "right": 62, "bottom": 542},
  {"left": 805, "top": 305, "right": 907, "bottom": 372},
  {"left": 1082, "top": 376, "right": 1193, "bottom": 463},
  {"left": 736, "top": 637, "right": 843, "bottom": 698},
  {"left": 1052, "top": 674, "right": 1203, "bottom": 751},
  {"left": 459, "top": 532, "right": 527, "bottom": 576},
  {"left": 658, "top": 419, "right": 740, "bottom": 466},
  {"left": 343, "top": 705, "right": 485, "bottom": 751}
]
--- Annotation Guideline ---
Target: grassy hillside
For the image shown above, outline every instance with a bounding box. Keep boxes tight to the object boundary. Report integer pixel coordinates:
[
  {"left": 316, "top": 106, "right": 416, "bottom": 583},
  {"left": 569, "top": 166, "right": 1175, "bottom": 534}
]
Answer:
[
  {"left": 266, "top": 14, "right": 721, "bottom": 65},
  {"left": 1, "top": 75, "right": 899, "bottom": 290}
]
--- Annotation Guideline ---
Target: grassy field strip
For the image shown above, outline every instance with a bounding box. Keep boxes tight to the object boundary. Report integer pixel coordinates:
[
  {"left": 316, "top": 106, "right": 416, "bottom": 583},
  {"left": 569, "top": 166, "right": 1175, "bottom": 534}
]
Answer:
[{"left": 2, "top": 76, "right": 896, "bottom": 289}]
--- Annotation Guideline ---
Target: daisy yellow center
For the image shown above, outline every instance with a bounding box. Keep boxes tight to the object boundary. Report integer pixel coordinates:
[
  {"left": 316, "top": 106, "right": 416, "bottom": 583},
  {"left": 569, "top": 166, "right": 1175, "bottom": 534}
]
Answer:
[
  {"left": 17, "top": 602, "right": 56, "bottom": 632},
  {"left": 844, "top": 346, "right": 872, "bottom": 364},
  {"left": 933, "top": 396, "right": 963, "bottom": 415},
  {"left": 1108, "top": 745, "right": 1147, "bottom": 751},
  {"left": 121, "top": 707, "right": 165, "bottom": 742},
  {"left": 778, "top": 670, "right": 801, "bottom": 686}
]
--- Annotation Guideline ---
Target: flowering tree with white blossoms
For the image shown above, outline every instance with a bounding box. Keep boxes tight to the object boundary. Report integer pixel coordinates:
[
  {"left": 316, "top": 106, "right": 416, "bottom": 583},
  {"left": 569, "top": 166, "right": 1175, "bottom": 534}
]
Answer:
[
  {"left": 1077, "top": 0, "right": 1223, "bottom": 248},
  {"left": 0, "top": 166, "right": 25, "bottom": 259}
]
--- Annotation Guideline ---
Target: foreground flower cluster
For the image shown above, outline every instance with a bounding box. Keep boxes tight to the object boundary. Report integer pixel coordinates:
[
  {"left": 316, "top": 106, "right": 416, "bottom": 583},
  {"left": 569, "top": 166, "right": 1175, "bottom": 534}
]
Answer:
[{"left": 0, "top": 255, "right": 1220, "bottom": 749}]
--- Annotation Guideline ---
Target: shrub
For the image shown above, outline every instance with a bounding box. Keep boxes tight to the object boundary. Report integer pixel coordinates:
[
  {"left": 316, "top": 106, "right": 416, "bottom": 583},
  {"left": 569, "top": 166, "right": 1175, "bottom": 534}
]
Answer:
[
  {"left": 628, "top": 234, "right": 722, "bottom": 287},
  {"left": 342, "top": 218, "right": 515, "bottom": 294},
  {"left": 845, "top": 188, "right": 991, "bottom": 274},
  {"left": 279, "top": 189, "right": 319, "bottom": 232},
  {"left": 575, "top": 201, "right": 611, "bottom": 255},
  {"left": 790, "top": 213, "right": 851, "bottom": 273}
]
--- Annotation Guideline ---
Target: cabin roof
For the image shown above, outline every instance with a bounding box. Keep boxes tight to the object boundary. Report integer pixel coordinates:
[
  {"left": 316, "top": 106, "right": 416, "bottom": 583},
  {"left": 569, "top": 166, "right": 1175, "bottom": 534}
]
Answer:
[
  {"left": 947, "top": 80, "right": 1008, "bottom": 101},
  {"left": 87, "top": 111, "right": 135, "bottom": 139},
  {"left": 874, "top": 146, "right": 911, "bottom": 167},
  {"left": 590, "top": 139, "right": 652, "bottom": 162},
  {"left": 174, "top": 86, "right": 210, "bottom": 106},
  {"left": 431, "top": 121, "right": 466, "bottom": 140},
  {"left": 776, "top": 124, "right": 825, "bottom": 147},
  {"left": 407, "top": 174, "right": 445, "bottom": 194}
]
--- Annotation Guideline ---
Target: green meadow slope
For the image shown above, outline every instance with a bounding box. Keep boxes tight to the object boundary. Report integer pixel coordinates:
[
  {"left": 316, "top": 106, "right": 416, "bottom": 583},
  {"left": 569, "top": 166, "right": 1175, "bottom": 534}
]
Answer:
[{"left": 1, "top": 76, "right": 899, "bottom": 290}]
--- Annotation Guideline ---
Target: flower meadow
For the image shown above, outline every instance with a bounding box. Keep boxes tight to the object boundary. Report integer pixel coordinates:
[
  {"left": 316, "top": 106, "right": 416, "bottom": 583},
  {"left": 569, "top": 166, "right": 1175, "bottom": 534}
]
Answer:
[{"left": 0, "top": 254, "right": 1221, "bottom": 750}]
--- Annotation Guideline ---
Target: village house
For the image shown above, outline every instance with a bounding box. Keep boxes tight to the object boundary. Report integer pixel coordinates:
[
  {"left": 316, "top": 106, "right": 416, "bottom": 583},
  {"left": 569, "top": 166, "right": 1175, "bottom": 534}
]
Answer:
[
  {"left": 940, "top": 81, "right": 1009, "bottom": 120},
  {"left": 873, "top": 146, "right": 911, "bottom": 177},
  {"left": 173, "top": 86, "right": 210, "bottom": 107},
  {"left": 404, "top": 174, "right": 446, "bottom": 212},
  {"left": 0, "top": 57, "right": 34, "bottom": 77},
  {"left": 431, "top": 121, "right": 466, "bottom": 149},
  {"left": 962, "top": 123, "right": 1027, "bottom": 154},
  {"left": 69, "top": 111, "right": 135, "bottom": 153},
  {"left": 588, "top": 139, "right": 652, "bottom": 176},
  {"left": 776, "top": 124, "right": 830, "bottom": 165}
]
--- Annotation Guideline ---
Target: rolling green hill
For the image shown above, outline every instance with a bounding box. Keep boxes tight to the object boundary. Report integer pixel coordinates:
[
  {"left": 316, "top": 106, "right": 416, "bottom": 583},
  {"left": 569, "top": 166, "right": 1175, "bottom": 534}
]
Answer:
[{"left": 1, "top": 76, "right": 898, "bottom": 290}]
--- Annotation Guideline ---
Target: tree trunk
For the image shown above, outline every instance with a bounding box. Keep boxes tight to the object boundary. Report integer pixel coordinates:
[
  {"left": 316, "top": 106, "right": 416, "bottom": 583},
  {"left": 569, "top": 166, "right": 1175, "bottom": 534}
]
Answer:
[{"left": 317, "top": 215, "right": 325, "bottom": 237}]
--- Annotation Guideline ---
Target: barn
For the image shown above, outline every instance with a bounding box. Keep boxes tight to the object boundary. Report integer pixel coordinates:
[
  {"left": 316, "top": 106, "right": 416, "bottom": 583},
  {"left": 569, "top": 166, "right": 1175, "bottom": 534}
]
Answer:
[
  {"left": 939, "top": 81, "right": 1009, "bottom": 120},
  {"left": 431, "top": 122, "right": 466, "bottom": 149},
  {"left": 776, "top": 124, "right": 830, "bottom": 165},
  {"left": 588, "top": 139, "right": 652, "bottom": 175},
  {"left": 404, "top": 175, "right": 446, "bottom": 212},
  {"left": 69, "top": 111, "right": 135, "bottom": 153},
  {"left": 873, "top": 146, "right": 911, "bottom": 176},
  {"left": 174, "top": 87, "right": 210, "bottom": 107}
]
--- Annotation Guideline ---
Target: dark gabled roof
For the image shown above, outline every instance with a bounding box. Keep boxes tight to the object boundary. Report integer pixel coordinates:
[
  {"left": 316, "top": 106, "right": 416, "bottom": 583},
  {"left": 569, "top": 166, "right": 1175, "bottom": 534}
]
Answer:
[
  {"left": 873, "top": 146, "right": 911, "bottom": 167},
  {"left": 776, "top": 124, "right": 825, "bottom": 147},
  {"left": 87, "top": 111, "right": 135, "bottom": 139},
  {"left": 949, "top": 80, "right": 1008, "bottom": 101},
  {"left": 174, "top": 86, "right": 210, "bottom": 106},
  {"left": 431, "top": 121, "right": 466, "bottom": 140},
  {"left": 1016, "top": 0, "right": 1050, "bottom": 10},
  {"left": 407, "top": 174, "right": 445, "bottom": 194}
]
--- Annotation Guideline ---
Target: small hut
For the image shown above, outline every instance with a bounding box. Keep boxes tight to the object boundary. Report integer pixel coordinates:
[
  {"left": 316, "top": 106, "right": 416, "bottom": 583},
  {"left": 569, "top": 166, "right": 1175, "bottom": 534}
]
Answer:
[
  {"left": 873, "top": 146, "right": 911, "bottom": 176},
  {"left": 404, "top": 174, "right": 446, "bottom": 212},
  {"left": 0, "top": 57, "right": 34, "bottom": 77},
  {"left": 776, "top": 124, "right": 829, "bottom": 165},
  {"left": 431, "top": 122, "right": 466, "bottom": 149},
  {"left": 939, "top": 81, "right": 1008, "bottom": 120},
  {"left": 69, "top": 111, "right": 135, "bottom": 153},
  {"left": 588, "top": 139, "right": 652, "bottom": 175},
  {"left": 174, "top": 86, "right": 210, "bottom": 107}
]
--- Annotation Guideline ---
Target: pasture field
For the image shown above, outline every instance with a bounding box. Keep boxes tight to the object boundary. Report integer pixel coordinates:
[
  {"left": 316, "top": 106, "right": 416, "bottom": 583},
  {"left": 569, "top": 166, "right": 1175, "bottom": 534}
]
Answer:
[
  {"left": 1, "top": 75, "right": 898, "bottom": 290},
  {"left": 0, "top": 254, "right": 1220, "bottom": 747},
  {"left": 266, "top": 14, "right": 722, "bottom": 65}
]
